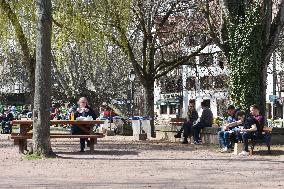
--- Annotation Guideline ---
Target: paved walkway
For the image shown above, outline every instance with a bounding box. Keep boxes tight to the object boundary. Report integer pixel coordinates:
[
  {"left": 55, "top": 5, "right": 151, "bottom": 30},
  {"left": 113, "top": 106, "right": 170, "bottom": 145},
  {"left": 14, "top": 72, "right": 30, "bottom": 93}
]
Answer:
[{"left": 0, "top": 135, "right": 283, "bottom": 189}]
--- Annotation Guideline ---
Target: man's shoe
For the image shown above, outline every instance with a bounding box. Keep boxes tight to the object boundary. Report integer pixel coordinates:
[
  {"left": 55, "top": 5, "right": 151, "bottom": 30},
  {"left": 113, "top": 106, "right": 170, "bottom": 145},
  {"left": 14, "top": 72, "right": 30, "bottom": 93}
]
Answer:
[
  {"left": 238, "top": 151, "right": 249, "bottom": 156},
  {"left": 221, "top": 147, "right": 229, "bottom": 153},
  {"left": 193, "top": 141, "right": 201, "bottom": 145},
  {"left": 174, "top": 133, "right": 181, "bottom": 138},
  {"left": 181, "top": 140, "right": 188, "bottom": 144},
  {"left": 80, "top": 149, "right": 85, "bottom": 152}
]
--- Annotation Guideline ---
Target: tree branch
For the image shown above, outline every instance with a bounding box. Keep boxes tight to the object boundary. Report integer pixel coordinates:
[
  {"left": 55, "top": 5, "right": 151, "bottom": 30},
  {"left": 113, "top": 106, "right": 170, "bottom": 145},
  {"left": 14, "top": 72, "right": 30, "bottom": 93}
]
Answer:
[
  {"left": 266, "top": 0, "right": 284, "bottom": 63},
  {"left": 0, "top": 0, "right": 31, "bottom": 64},
  {"left": 154, "top": 39, "right": 212, "bottom": 79}
]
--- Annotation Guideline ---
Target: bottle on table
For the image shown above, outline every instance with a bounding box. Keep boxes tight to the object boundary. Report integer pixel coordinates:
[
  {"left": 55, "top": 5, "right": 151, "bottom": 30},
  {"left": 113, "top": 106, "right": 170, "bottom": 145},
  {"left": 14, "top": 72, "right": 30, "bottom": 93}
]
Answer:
[{"left": 70, "top": 112, "right": 75, "bottom": 121}]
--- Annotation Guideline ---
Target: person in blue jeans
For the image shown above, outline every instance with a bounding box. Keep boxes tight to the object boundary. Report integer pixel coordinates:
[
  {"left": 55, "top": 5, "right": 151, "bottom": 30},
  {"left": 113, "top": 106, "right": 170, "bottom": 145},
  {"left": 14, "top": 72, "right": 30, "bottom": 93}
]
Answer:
[
  {"left": 192, "top": 101, "right": 213, "bottom": 144},
  {"left": 218, "top": 105, "right": 237, "bottom": 152},
  {"left": 223, "top": 105, "right": 265, "bottom": 156}
]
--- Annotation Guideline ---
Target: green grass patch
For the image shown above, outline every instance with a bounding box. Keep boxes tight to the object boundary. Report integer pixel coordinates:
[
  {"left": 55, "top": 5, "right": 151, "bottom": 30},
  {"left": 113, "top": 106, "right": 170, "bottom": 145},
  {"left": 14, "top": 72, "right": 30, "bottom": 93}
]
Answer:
[{"left": 22, "top": 153, "right": 43, "bottom": 160}]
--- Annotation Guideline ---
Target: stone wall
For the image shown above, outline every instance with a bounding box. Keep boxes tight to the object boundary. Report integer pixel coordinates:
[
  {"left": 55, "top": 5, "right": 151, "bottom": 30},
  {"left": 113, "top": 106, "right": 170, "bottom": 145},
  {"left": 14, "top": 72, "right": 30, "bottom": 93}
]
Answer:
[{"left": 155, "top": 126, "right": 284, "bottom": 145}]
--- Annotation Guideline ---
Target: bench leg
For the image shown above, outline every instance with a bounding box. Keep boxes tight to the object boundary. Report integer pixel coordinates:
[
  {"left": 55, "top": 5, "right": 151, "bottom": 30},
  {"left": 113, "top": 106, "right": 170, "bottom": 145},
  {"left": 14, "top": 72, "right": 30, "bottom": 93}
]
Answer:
[
  {"left": 250, "top": 142, "right": 256, "bottom": 156},
  {"left": 18, "top": 139, "right": 27, "bottom": 154},
  {"left": 89, "top": 138, "right": 96, "bottom": 153}
]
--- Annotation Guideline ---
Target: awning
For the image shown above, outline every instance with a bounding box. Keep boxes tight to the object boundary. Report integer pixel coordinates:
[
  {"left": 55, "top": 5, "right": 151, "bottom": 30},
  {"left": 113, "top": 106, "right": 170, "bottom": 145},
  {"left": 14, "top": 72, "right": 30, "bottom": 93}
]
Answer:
[{"left": 155, "top": 98, "right": 180, "bottom": 105}]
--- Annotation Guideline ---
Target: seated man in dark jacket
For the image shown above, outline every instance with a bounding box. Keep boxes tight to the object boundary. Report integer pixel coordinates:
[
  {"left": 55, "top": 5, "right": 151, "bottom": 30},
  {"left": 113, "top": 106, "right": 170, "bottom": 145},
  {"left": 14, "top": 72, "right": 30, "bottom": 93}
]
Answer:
[
  {"left": 239, "top": 104, "right": 264, "bottom": 156},
  {"left": 71, "top": 97, "right": 97, "bottom": 152},
  {"left": 192, "top": 101, "right": 213, "bottom": 144}
]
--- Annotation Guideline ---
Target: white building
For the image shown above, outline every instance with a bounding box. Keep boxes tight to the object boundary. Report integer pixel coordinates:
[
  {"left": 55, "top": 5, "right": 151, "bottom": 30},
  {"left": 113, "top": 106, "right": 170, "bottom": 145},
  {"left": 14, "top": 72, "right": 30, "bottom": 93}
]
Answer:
[{"left": 154, "top": 45, "right": 284, "bottom": 121}]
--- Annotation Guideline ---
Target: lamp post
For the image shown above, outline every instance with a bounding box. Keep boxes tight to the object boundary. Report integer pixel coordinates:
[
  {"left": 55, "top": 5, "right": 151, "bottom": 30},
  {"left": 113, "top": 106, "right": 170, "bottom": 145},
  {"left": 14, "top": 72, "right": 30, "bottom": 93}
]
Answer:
[{"left": 128, "top": 69, "right": 136, "bottom": 118}]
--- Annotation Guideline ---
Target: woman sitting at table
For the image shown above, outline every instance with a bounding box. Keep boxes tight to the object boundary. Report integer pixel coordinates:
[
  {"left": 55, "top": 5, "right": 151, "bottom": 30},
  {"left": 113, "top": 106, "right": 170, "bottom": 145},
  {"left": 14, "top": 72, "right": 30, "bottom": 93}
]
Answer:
[{"left": 71, "top": 97, "right": 97, "bottom": 152}]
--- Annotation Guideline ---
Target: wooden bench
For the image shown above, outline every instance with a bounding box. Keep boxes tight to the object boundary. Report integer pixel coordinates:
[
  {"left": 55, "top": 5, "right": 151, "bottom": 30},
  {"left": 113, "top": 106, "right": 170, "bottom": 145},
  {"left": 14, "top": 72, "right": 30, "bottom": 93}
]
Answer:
[
  {"left": 10, "top": 133, "right": 104, "bottom": 153},
  {"left": 11, "top": 120, "right": 105, "bottom": 153},
  {"left": 169, "top": 118, "right": 186, "bottom": 131},
  {"left": 250, "top": 126, "right": 272, "bottom": 155}
]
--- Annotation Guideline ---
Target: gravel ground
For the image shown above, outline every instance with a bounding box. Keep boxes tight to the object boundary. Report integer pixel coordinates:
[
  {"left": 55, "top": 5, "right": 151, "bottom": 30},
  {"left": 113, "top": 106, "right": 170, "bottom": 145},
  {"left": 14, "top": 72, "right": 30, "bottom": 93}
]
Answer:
[{"left": 0, "top": 134, "right": 283, "bottom": 189}]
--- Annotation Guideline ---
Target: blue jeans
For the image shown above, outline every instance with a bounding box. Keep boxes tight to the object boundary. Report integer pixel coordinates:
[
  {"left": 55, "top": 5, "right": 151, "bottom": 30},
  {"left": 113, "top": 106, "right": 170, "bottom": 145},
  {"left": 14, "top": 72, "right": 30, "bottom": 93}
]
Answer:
[
  {"left": 242, "top": 132, "right": 257, "bottom": 152},
  {"left": 218, "top": 130, "right": 231, "bottom": 148},
  {"left": 192, "top": 122, "right": 211, "bottom": 142}
]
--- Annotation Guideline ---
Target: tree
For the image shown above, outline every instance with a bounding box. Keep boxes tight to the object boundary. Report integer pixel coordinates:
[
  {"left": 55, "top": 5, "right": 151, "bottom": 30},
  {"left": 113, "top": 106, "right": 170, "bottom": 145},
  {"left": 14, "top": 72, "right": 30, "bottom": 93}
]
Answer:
[
  {"left": 0, "top": 0, "right": 36, "bottom": 101},
  {"left": 203, "top": 0, "right": 284, "bottom": 114},
  {"left": 32, "top": 0, "right": 53, "bottom": 157},
  {"left": 72, "top": 0, "right": 211, "bottom": 137}
]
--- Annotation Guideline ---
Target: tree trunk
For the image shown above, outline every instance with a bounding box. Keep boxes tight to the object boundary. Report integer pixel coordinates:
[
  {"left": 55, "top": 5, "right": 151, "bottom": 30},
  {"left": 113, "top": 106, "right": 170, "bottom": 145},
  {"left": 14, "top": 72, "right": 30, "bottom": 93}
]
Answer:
[
  {"left": 143, "top": 81, "right": 155, "bottom": 138},
  {"left": 33, "top": 0, "right": 53, "bottom": 157}
]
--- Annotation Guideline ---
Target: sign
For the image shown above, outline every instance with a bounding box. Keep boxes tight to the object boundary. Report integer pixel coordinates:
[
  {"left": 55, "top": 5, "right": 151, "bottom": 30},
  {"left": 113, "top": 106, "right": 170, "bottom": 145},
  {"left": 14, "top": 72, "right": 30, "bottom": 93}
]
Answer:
[
  {"left": 281, "top": 73, "right": 284, "bottom": 92},
  {"left": 269, "top": 95, "right": 277, "bottom": 102}
]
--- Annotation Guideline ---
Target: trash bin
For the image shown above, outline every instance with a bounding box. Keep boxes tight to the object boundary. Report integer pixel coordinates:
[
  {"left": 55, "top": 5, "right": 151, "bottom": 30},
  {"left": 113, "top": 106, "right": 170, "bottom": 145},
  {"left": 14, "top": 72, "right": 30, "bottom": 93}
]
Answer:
[
  {"left": 113, "top": 116, "right": 123, "bottom": 134},
  {"left": 130, "top": 116, "right": 141, "bottom": 135},
  {"left": 130, "top": 116, "right": 147, "bottom": 140},
  {"left": 140, "top": 116, "right": 151, "bottom": 138}
]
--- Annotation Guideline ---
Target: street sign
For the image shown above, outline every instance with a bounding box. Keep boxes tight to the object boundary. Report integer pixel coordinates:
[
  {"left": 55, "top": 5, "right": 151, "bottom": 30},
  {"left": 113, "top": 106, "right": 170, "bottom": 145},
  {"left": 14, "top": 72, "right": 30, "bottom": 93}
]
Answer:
[{"left": 269, "top": 95, "right": 277, "bottom": 102}]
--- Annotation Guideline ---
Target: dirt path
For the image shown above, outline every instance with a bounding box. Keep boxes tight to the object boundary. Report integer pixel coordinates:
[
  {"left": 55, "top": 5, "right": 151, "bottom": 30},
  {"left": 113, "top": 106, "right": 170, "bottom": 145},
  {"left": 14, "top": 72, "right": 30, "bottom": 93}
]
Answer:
[{"left": 0, "top": 134, "right": 283, "bottom": 189}]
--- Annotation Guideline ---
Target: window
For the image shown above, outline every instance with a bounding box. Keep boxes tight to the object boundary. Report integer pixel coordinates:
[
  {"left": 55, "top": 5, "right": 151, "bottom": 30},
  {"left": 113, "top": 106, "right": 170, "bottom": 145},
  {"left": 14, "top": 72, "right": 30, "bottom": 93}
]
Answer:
[
  {"left": 199, "top": 54, "right": 214, "bottom": 67},
  {"left": 200, "top": 76, "right": 213, "bottom": 90},
  {"left": 186, "top": 77, "right": 196, "bottom": 90},
  {"left": 160, "top": 105, "right": 167, "bottom": 114},
  {"left": 169, "top": 105, "right": 177, "bottom": 114},
  {"left": 214, "top": 75, "right": 229, "bottom": 89}
]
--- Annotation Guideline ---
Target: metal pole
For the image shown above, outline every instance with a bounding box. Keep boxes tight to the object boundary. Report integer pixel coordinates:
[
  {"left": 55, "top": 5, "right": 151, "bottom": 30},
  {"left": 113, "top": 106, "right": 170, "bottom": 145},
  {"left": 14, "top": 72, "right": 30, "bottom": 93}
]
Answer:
[
  {"left": 273, "top": 53, "right": 277, "bottom": 119},
  {"left": 131, "top": 81, "right": 134, "bottom": 117}
]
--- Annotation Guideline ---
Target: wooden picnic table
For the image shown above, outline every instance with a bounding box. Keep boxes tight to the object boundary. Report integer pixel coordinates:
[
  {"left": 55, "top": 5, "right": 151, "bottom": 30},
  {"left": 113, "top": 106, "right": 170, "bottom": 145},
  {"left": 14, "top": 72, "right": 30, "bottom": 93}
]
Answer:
[{"left": 11, "top": 120, "right": 105, "bottom": 153}]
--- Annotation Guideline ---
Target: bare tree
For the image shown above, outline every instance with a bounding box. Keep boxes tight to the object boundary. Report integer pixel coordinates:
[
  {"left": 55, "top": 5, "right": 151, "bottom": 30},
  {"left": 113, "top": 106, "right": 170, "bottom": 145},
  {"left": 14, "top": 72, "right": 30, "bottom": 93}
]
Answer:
[{"left": 70, "top": 0, "right": 212, "bottom": 137}]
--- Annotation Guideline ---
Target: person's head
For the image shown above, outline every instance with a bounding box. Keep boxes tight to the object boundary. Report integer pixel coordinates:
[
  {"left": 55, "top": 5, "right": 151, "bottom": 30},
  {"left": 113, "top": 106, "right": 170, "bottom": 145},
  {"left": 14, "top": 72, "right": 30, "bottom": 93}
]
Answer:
[
  {"left": 250, "top": 104, "right": 260, "bottom": 116},
  {"left": 78, "top": 97, "right": 88, "bottom": 108},
  {"left": 201, "top": 101, "right": 208, "bottom": 109},
  {"left": 227, "top": 105, "right": 235, "bottom": 116},
  {"left": 188, "top": 102, "right": 195, "bottom": 111},
  {"left": 236, "top": 111, "right": 246, "bottom": 122}
]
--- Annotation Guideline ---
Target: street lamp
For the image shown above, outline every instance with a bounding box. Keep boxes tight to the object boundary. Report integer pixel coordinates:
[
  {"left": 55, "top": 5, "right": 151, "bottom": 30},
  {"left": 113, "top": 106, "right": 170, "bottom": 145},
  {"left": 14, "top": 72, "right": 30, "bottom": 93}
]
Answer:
[{"left": 128, "top": 69, "right": 136, "bottom": 117}]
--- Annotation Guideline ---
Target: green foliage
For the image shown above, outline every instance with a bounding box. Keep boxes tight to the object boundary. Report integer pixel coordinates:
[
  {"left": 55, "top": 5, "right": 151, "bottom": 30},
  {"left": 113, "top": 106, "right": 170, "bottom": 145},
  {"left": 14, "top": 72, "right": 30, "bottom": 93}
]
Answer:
[
  {"left": 227, "top": 2, "right": 263, "bottom": 111},
  {"left": 22, "top": 153, "right": 43, "bottom": 160}
]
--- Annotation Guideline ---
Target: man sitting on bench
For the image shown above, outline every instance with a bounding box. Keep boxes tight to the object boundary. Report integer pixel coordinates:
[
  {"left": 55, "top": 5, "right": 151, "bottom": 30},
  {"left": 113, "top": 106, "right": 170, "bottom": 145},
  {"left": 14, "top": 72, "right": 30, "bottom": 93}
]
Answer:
[
  {"left": 192, "top": 101, "right": 213, "bottom": 145},
  {"left": 218, "top": 105, "right": 237, "bottom": 152}
]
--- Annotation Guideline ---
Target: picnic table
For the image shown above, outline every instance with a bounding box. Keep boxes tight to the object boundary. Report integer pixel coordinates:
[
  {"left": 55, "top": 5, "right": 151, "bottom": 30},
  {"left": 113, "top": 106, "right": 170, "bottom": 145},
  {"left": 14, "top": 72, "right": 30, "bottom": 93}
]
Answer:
[{"left": 11, "top": 120, "right": 105, "bottom": 153}]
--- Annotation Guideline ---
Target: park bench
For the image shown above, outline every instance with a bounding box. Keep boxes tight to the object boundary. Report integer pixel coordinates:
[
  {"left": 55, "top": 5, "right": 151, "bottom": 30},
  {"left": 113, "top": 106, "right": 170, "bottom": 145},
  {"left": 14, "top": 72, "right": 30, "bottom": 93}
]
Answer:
[
  {"left": 155, "top": 118, "right": 187, "bottom": 141},
  {"left": 10, "top": 120, "right": 105, "bottom": 153},
  {"left": 249, "top": 126, "right": 272, "bottom": 155},
  {"left": 169, "top": 118, "right": 186, "bottom": 130}
]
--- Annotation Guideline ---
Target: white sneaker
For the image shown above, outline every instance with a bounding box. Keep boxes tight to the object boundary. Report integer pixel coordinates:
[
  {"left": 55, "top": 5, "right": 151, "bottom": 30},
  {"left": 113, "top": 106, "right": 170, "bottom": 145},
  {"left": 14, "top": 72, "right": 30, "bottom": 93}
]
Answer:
[
  {"left": 238, "top": 151, "right": 249, "bottom": 156},
  {"left": 221, "top": 147, "right": 228, "bottom": 153}
]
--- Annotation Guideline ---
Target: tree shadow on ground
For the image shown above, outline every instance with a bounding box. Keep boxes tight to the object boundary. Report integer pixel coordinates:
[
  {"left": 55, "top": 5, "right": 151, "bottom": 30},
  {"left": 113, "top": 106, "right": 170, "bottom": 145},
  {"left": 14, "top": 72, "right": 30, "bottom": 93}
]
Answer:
[
  {"left": 56, "top": 149, "right": 139, "bottom": 156},
  {"left": 255, "top": 150, "right": 284, "bottom": 156},
  {"left": 55, "top": 155, "right": 284, "bottom": 162}
]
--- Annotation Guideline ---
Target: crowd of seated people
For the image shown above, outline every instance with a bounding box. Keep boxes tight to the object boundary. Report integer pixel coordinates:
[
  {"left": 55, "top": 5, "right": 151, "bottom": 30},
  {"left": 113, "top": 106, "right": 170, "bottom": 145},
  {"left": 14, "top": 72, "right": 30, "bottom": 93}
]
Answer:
[{"left": 173, "top": 100, "right": 265, "bottom": 156}]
